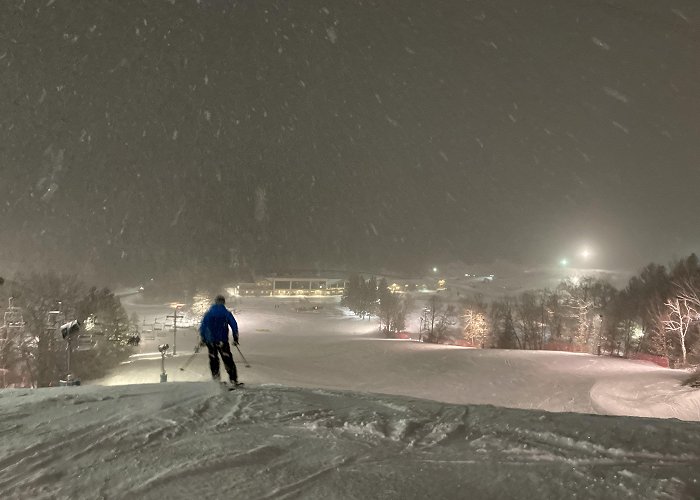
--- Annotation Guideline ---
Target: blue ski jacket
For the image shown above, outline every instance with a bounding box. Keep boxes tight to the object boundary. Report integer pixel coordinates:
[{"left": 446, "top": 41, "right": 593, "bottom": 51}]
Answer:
[{"left": 199, "top": 303, "right": 239, "bottom": 344}]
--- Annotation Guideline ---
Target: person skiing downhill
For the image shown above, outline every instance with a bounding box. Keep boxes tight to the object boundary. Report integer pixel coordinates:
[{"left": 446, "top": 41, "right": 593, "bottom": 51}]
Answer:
[{"left": 199, "top": 295, "right": 241, "bottom": 387}]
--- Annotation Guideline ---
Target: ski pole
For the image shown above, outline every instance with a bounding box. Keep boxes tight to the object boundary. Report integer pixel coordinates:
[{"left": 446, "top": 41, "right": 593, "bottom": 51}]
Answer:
[
  {"left": 234, "top": 343, "right": 251, "bottom": 368},
  {"left": 179, "top": 347, "right": 200, "bottom": 371}
]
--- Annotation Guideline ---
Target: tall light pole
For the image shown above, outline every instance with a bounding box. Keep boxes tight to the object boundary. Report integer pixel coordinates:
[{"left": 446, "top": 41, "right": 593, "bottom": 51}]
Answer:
[{"left": 174, "top": 305, "right": 179, "bottom": 355}]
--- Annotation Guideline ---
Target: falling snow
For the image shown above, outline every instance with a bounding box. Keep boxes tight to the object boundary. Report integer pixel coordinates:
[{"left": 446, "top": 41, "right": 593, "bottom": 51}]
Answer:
[
  {"left": 603, "top": 87, "right": 629, "bottom": 104},
  {"left": 325, "top": 26, "right": 338, "bottom": 44},
  {"left": 671, "top": 9, "right": 690, "bottom": 22},
  {"left": 0, "top": 0, "right": 696, "bottom": 283},
  {"left": 591, "top": 37, "right": 611, "bottom": 50},
  {"left": 612, "top": 121, "right": 630, "bottom": 134}
]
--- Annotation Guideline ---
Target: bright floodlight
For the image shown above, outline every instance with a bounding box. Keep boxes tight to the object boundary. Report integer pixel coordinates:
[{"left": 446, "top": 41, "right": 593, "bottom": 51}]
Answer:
[
  {"left": 432, "top": 267, "right": 438, "bottom": 273},
  {"left": 560, "top": 258, "right": 568, "bottom": 266},
  {"left": 580, "top": 248, "right": 592, "bottom": 260}
]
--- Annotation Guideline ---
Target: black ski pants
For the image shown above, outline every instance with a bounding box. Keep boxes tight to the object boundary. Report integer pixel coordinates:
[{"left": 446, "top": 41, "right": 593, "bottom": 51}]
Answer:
[{"left": 206, "top": 341, "right": 238, "bottom": 383}]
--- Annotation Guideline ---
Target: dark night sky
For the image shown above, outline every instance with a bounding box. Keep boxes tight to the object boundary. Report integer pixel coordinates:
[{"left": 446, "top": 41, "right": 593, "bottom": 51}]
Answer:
[{"left": 0, "top": 0, "right": 698, "bottom": 283}]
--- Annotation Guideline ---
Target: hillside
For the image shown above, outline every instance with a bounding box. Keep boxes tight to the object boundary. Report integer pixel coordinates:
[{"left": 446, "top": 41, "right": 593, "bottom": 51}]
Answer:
[{"left": 2, "top": 382, "right": 699, "bottom": 499}]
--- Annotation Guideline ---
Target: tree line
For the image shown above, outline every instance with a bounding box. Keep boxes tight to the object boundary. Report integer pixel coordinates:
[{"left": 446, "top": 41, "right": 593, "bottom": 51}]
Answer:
[
  {"left": 0, "top": 272, "right": 137, "bottom": 387},
  {"left": 341, "top": 274, "right": 412, "bottom": 336},
  {"left": 341, "top": 255, "right": 700, "bottom": 382},
  {"left": 460, "top": 254, "right": 700, "bottom": 371}
]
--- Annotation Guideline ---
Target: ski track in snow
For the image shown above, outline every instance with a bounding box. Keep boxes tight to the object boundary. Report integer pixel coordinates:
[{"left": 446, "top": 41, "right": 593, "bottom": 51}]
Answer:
[{"left": 1, "top": 383, "right": 699, "bottom": 499}]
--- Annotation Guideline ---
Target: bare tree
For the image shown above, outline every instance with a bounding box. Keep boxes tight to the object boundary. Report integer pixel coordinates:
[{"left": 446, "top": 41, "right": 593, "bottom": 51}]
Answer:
[
  {"left": 662, "top": 296, "right": 696, "bottom": 366},
  {"left": 377, "top": 279, "right": 408, "bottom": 336},
  {"left": 647, "top": 300, "right": 672, "bottom": 363},
  {"left": 461, "top": 294, "right": 490, "bottom": 348},
  {"left": 671, "top": 278, "right": 700, "bottom": 366},
  {"left": 421, "top": 296, "right": 457, "bottom": 343},
  {"left": 543, "top": 290, "right": 565, "bottom": 341},
  {"left": 462, "top": 308, "right": 488, "bottom": 347},
  {"left": 677, "top": 278, "right": 700, "bottom": 312},
  {"left": 422, "top": 295, "right": 440, "bottom": 343},
  {"left": 674, "top": 274, "right": 700, "bottom": 382},
  {"left": 434, "top": 304, "right": 458, "bottom": 343},
  {"left": 516, "top": 292, "right": 543, "bottom": 350}
]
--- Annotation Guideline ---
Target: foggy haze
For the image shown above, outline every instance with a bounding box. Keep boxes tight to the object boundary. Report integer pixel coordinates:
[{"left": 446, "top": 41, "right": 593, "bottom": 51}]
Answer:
[{"left": 1, "top": 0, "right": 698, "bottom": 283}]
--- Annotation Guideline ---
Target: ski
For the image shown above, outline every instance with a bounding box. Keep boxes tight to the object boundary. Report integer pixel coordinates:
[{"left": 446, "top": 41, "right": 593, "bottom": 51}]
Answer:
[{"left": 220, "top": 381, "right": 245, "bottom": 391}]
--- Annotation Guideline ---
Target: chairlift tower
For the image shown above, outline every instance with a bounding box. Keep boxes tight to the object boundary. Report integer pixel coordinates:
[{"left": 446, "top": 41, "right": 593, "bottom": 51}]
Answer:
[
  {"left": 3, "top": 297, "right": 25, "bottom": 332},
  {"left": 46, "top": 309, "right": 65, "bottom": 337},
  {"left": 2, "top": 297, "right": 25, "bottom": 340},
  {"left": 0, "top": 297, "right": 25, "bottom": 387},
  {"left": 1, "top": 297, "right": 25, "bottom": 387},
  {"left": 166, "top": 304, "right": 185, "bottom": 356}
]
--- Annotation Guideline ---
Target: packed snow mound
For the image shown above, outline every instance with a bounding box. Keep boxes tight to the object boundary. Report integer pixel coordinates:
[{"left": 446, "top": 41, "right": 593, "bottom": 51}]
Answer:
[
  {"left": 1, "top": 383, "right": 699, "bottom": 499},
  {"left": 591, "top": 371, "right": 700, "bottom": 421}
]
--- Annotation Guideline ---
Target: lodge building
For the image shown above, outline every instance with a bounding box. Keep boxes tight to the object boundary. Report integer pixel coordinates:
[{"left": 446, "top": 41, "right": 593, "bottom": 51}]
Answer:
[{"left": 234, "top": 277, "right": 347, "bottom": 296}]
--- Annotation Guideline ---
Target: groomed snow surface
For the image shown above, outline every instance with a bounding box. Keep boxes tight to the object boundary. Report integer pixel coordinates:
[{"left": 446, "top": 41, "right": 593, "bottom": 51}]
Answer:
[{"left": 2, "top": 296, "right": 700, "bottom": 499}]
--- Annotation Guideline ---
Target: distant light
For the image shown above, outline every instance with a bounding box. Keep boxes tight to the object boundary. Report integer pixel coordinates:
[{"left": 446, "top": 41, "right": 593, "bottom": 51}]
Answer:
[
  {"left": 580, "top": 248, "right": 592, "bottom": 260},
  {"left": 432, "top": 267, "right": 438, "bottom": 273},
  {"left": 560, "top": 259, "right": 568, "bottom": 266}
]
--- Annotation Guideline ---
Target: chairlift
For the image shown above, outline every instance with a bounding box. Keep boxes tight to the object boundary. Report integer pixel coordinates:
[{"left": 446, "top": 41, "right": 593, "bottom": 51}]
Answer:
[
  {"left": 75, "top": 333, "right": 96, "bottom": 352},
  {"left": 46, "top": 310, "right": 65, "bottom": 328},
  {"left": 3, "top": 298, "right": 25, "bottom": 332}
]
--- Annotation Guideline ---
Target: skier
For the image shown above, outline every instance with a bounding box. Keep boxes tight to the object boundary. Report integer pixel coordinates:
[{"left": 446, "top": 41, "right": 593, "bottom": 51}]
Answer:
[{"left": 198, "top": 294, "right": 242, "bottom": 387}]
